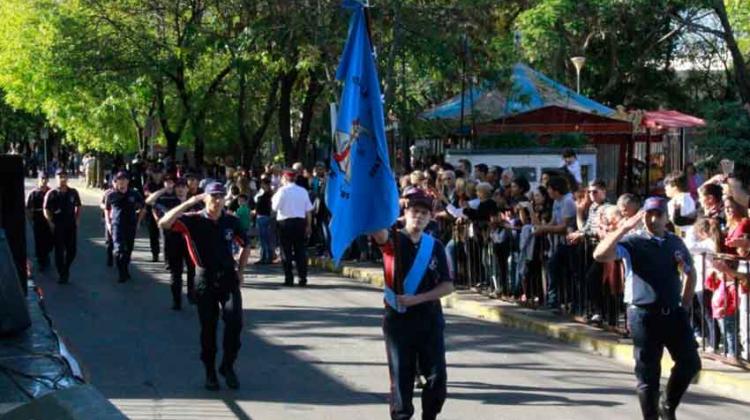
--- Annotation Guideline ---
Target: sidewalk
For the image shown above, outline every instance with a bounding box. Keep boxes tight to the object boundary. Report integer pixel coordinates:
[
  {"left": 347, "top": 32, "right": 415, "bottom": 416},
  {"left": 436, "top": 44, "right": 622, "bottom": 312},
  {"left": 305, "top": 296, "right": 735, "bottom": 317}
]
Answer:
[{"left": 309, "top": 256, "right": 750, "bottom": 404}]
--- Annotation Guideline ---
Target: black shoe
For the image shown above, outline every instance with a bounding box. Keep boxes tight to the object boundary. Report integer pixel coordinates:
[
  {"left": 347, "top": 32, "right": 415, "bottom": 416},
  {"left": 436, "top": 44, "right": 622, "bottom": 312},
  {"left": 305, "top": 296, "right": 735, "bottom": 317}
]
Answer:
[
  {"left": 298, "top": 279, "right": 308, "bottom": 287},
  {"left": 658, "top": 392, "right": 676, "bottom": 420},
  {"left": 106, "top": 256, "right": 113, "bottom": 267},
  {"left": 283, "top": 281, "right": 294, "bottom": 287},
  {"left": 152, "top": 255, "right": 159, "bottom": 263},
  {"left": 218, "top": 364, "right": 239, "bottom": 389},
  {"left": 205, "top": 372, "right": 220, "bottom": 391}
]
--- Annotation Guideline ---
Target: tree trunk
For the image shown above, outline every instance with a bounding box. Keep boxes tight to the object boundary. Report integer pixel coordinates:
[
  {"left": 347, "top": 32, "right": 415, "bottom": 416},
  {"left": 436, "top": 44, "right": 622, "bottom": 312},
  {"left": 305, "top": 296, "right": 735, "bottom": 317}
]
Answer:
[
  {"left": 156, "top": 80, "right": 185, "bottom": 160},
  {"left": 278, "top": 69, "right": 299, "bottom": 163},
  {"left": 238, "top": 70, "right": 250, "bottom": 166},
  {"left": 193, "top": 122, "right": 205, "bottom": 168},
  {"left": 246, "top": 76, "right": 281, "bottom": 166},
  {"left": 295, "top": 72, "right": 324, "bottom": 163},
  {"left": 713, "top": 0, "right": 750, "bottom": 116}
]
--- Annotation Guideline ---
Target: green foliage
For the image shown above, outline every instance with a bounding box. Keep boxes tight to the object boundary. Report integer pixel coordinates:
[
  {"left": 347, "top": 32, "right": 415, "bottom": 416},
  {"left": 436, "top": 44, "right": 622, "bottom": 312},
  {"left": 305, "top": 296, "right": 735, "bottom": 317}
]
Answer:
[
  {"left": 548, "top": 132, "right": 588, "bottom": 148},
  {"left": 695, "top": 100, "right": 750, "bottom": 164},
  {"left": 477, "top": 132, "right": 539, "bottom": 148}
]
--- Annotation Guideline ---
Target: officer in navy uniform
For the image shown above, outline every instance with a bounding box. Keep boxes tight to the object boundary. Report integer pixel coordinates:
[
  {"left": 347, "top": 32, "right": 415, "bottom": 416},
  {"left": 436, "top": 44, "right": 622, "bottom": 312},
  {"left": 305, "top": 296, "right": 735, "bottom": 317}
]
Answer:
[
  {"left": 594, "top": 197, "right": 701, "bottom": 420},
  {"left": 105, "top": 171, "right": 145, "bottom": 283},
  {"left": 143, "top": 164, "right": 165, "bottom": 262},
  {"left": 371, "top": 190, "right": 454, "bottom": 420},
  {"left": 43, "top": 169, "right": 82, "bottom": 284},
  {"left": 146, "top": 175, "right": 196, "bottom": 309},
  {"left": 158, "top": 182, "right": 251, "bottom": 390},
  {"left": 26, "top": 172, "right": 53, "bottom": 271}
]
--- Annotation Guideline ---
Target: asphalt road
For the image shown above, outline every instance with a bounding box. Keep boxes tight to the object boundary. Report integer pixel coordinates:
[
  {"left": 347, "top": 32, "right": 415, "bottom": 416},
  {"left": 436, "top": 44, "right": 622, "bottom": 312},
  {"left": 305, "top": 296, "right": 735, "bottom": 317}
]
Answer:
[{"left": 27, "top": 179, "right": 750, "bottom": 419}]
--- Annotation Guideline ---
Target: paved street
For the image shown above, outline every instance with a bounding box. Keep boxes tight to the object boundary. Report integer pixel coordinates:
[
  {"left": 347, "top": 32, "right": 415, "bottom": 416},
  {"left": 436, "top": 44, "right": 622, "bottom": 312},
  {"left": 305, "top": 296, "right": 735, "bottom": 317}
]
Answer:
[{"left": 28, "top": 181, "right": 750, "bottom": 419}]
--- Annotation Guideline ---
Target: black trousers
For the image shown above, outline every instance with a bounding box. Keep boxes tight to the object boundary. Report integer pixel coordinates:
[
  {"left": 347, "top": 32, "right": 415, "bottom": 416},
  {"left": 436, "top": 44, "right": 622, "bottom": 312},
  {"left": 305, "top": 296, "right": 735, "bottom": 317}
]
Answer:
[
  {"left": 165, "top": 233, "right": 195, "bottom": 305},
  {"left": 105, "top": 227, "right": 113, "bottom": 263},
  {"left": 627, "top": 306, "right": 701, "bottom": 420},
  {"left": 196, "top": 268, "right": 243, "bottom": 370},
  {"left": 53, "top": 223, "right": 77, "bottom": 279},
  {"left": 113, "top": 224, "right": 136, "bottom": 278},
  {"left": 278, "top": 218, "right": 307, "bottom": 284},
  {"left": 32, "top": 219, "right": 53, "bottom": 267},
  {"left": 147, "top": 213, "right": 160, "bottom": 258},
  {"left": 383, "top": 311, "right": 447, "bottom": 420}
]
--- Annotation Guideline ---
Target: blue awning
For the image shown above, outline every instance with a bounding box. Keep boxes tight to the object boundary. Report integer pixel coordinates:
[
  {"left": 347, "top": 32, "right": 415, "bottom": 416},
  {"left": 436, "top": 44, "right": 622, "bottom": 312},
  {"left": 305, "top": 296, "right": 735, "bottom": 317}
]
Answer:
[{"left": 419, "top": 63, "right": 616, "bottom": 121}]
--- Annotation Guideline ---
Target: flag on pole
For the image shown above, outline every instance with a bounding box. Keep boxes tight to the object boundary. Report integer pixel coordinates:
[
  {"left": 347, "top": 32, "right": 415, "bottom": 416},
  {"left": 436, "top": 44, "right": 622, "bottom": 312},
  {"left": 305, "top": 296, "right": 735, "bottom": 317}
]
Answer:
[{"left": 326, "top": 1, "right": 399, "bottom": 265}]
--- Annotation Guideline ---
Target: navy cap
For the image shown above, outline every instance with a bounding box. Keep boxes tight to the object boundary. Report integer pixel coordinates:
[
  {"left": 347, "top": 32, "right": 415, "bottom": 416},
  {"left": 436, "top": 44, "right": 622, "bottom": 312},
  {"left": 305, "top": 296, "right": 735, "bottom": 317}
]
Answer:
[
  {"left": 643, "top": 196, "right": 667, "bottom": 213},
  {"left": 403, "top": 188, "right": 433, "bottom": 211},
  {"left": 38, "top": 171, "right": 49, "bottom": 179},
  {"left": 114, "top": 171, "right": 130, "bottom": 180},
  {"left": 204, "top": 182, "right": 226, "bottom": 196},
  {"left": 55, "top": 168, "right": 67, "bottom": 176}
]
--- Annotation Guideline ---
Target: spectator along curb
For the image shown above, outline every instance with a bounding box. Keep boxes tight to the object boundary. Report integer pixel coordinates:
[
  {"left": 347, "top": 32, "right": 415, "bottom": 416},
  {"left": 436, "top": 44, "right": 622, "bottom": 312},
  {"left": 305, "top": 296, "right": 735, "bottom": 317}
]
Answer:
[{"left": 309, "top": 256, "right": 750, "bottom": 403}]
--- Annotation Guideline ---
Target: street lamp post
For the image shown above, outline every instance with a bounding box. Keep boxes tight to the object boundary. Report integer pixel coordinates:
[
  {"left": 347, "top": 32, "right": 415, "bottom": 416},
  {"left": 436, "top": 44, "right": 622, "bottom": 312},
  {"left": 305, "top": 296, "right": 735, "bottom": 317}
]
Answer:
[
  {"left": 570, "top": 56, "right": 586, "bottom": 94},
  {"left": 40, "top": 126, "right": 49, "bottom": 173}
]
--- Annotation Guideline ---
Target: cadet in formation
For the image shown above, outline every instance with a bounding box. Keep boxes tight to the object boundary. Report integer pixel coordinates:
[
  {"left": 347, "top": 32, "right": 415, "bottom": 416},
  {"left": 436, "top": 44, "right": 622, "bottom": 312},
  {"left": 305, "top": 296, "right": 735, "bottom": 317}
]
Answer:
[
  {"left": 158, "top": 182, "right": 251, "bottom": 390},
  {"left": 26, "top": 172, "right": 53, "bottom": 271},
  {"left": 43, "top": 169, "right": 81, "bottom": 284},
  {"left": 595, "top": 197, "right": 701, "bottom": 420},
  {"left": 104, "top": 171, "right": 145, "bottom": 283},
  {"left": 146, "top": 175, "right": 197, "bottom": 309}
]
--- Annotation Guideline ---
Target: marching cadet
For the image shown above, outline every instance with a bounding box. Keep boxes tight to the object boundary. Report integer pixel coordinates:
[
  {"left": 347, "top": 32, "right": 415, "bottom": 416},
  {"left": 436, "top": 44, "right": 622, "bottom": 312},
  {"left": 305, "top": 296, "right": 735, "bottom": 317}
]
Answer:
[
  {"left": 100, "top": 178, "right": 116, "bottom": 267},
  {"left": 143, "top": 164, "right": 165, "bottom": 262},
  {"left": 594, "top": 197, "right": 701, "bottom": 420},
  {"left": 26, "top": 172, "right": 53, "bottom": 271},
  {"left": 43, "top": 169, "right": 82, "bottom": 284},
  {"left": 158, "top": 182, "right": 251, "bottom": 390},
  {"left": 370, "top": 189, "right": 454, "bottom": 420},
  {"left": 146, "top": 176, "right": 196, "bottom": 309},
  {"left": 105, "top": 171, "right": 145, "bottom": 283}
]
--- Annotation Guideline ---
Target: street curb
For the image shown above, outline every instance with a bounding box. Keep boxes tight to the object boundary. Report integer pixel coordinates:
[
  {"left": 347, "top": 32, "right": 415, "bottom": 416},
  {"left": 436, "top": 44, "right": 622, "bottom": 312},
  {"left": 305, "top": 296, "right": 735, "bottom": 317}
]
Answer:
[{"left": 309, "top": 256, "right": 750, "bottom": 403}]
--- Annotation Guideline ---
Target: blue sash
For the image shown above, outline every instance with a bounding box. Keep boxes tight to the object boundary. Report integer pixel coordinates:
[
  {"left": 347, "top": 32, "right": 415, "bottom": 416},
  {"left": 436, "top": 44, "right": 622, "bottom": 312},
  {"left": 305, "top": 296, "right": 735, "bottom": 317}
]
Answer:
[{"left": 384, "top": 234, "right": 435, "bottom": 313}]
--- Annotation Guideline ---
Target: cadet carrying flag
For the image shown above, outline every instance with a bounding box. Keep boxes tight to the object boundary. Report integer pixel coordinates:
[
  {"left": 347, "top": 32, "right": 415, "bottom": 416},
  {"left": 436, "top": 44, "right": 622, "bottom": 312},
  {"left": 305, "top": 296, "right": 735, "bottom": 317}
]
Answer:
[{"left": 326, "top": 1, "right": 399, "bottom": 265}]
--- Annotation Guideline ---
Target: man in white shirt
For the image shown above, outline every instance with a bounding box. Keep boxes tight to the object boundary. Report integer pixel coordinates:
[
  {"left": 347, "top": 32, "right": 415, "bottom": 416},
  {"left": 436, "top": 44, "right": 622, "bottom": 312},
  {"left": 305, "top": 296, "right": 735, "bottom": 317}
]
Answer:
[
  {"left": 665, "top": 171, "right": 697, "bottom": 238},
  {"left": 272, "top": 169, "right": 314, "bottom": 286},
  {"left": 562, "top": 148, "right": 583, "bottom": 185}
]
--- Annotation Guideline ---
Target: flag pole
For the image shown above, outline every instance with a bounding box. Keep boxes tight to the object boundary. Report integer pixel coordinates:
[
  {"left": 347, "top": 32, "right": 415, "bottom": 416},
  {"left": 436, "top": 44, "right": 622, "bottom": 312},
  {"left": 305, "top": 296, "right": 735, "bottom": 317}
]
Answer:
[{"left": 362, "top": 1, "right": 403, "bottom": 296}]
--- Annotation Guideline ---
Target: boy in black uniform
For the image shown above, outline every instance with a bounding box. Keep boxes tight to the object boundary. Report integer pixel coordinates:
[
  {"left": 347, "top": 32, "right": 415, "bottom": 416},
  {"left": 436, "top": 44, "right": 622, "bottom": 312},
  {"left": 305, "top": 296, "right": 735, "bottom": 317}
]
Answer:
[
  {"left": 371, "top": 190, "right": 454, "bottom": 420},
  {"left": 147, "top": 176, "right": 196, "bottom": 309},
  {"left": 105, "top": 171, "right": 146, "bottom": 282},
  {"left": 43, "top": 169, "right": 81, "bottom": 284},
  {"left": 158, "top": 182, "right": 251, "bottom": 390},
  {"left": 26, "top": 172, "right": 53, "bottom": 271},
  {"left": 594, "top": 197, "right": 701, "bottom": 420}
]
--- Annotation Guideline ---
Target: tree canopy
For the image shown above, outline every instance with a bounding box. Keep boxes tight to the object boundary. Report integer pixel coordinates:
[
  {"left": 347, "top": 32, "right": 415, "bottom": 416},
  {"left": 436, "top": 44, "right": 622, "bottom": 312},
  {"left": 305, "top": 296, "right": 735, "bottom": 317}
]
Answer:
[{"left": 0, "top": 0, "right": 747, "bottom": 164}]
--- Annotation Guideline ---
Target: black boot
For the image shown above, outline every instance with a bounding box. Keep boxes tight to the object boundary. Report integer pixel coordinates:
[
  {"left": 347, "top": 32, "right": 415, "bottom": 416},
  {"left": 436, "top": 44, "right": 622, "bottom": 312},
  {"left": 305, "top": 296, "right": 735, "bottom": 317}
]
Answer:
[
  {"left": 658, "top": 391, "right": 677, "bottom": 420},
  {"left": 205, "top": 366, "right": 219, "bottom": 391},
  {"left": 218, "top": 363, "right": 239, "bottom": 389},
  {"left": 637, "top": 389, "right": 660, "bottom": 420}
]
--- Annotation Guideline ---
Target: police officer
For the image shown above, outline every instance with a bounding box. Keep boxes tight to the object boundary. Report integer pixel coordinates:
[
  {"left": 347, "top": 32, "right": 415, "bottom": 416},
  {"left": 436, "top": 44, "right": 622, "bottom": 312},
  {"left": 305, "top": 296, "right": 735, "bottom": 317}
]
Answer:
[
  {"left": 158, "top": 182, "right": 251, "bottom": 390},
  {"left": 26, "top": 172, "right": 53, "bottom": 271},
  {"left": 105, "top": 171, "right": 145, "bottom": 283},
  {"left": 272, "top": 169, "right": 313, "bottom": 286},
  {"left": 101, "top": 178, "right": 117, "bottom": 267},
  {"left": 370, "top": 190, "right": 454, "bottom": 420},
  {"left": 43, "top": 169, "right": 81, "bottom": 284},
  {"left": 594, "top": 197, "right": 701, "bottom": 420},
  {"left": 146, "top": 176, "right": 196, "bottom": 309},
  {"left": 143, "top": 164, "right": 165, "bottom": 262}
]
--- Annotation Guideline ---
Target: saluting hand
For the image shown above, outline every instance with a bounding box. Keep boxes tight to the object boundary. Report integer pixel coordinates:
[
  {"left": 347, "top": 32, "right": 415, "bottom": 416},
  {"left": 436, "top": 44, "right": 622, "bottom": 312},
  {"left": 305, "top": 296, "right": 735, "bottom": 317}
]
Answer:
[{"left": 620, "top": 210, "right": 644, "bottom": 233}]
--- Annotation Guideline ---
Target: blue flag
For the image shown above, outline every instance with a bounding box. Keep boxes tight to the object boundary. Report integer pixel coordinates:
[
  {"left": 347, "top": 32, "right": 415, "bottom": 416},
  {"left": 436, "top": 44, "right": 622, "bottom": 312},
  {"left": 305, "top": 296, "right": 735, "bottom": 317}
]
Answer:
[{"left": 326, "top": 2, "right": 399, "bottom": 265}]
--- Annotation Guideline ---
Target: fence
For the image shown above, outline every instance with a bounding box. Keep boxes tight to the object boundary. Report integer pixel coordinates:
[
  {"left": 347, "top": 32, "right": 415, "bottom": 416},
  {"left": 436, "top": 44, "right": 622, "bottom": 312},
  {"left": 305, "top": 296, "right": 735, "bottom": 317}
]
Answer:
[{"left": 445, "top": 219, "right": 750, "bottom": 365}]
